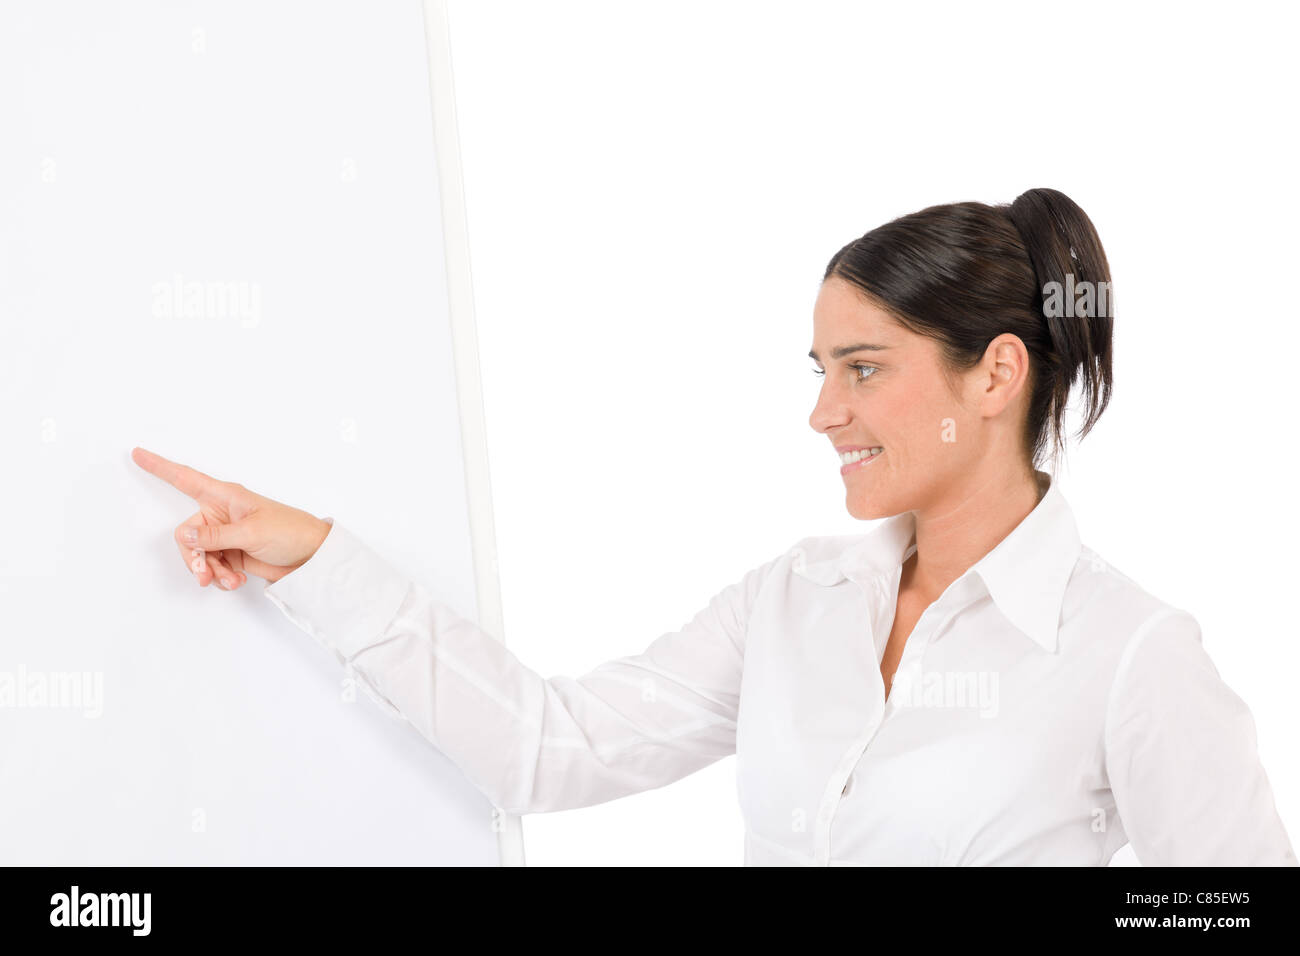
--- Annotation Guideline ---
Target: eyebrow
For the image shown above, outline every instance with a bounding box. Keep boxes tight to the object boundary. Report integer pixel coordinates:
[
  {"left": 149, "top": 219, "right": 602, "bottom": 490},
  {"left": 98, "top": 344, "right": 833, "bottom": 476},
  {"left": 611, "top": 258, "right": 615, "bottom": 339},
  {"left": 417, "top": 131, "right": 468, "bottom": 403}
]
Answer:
[{"left": 808, "top": 343, "right": 891, "bottom": 362}]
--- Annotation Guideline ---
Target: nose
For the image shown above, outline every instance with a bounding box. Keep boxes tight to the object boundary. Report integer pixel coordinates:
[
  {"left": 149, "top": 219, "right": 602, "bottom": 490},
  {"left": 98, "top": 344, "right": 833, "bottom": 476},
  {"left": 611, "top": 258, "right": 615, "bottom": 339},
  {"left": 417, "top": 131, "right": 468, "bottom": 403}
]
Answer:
[{"left": 808, "top": 381, "right": 848, "bottom": 435}]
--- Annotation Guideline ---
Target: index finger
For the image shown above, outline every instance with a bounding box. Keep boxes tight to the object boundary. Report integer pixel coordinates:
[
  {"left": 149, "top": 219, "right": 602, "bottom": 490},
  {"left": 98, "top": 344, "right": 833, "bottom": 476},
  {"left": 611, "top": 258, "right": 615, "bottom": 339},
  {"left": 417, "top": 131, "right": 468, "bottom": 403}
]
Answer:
[{"left": 131, "top": 446, "right": 222, "bottom": 500}]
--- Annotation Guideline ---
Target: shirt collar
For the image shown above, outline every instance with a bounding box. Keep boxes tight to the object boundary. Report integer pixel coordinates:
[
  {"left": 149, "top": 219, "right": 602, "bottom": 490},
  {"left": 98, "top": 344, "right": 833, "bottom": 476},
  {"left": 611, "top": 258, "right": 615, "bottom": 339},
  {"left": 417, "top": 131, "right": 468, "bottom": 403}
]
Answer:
[{"left": 791, "top": 470, "right": 1081, "bottom": 653}]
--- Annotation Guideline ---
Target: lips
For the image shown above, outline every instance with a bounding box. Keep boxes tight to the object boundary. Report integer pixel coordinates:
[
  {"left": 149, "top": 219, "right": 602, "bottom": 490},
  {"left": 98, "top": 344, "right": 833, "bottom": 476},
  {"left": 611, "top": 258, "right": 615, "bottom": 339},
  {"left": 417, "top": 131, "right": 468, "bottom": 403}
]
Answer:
[{"left": 839, "top": 447, "right": 883, "bottom": 474}]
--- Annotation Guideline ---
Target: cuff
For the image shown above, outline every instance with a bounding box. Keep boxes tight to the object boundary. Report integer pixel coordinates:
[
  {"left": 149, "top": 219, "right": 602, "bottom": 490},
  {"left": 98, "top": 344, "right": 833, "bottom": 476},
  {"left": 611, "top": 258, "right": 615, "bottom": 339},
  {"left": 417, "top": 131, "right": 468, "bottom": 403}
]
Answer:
[{"left": 262, "top": 517, "right": 411, "bottom": 663}]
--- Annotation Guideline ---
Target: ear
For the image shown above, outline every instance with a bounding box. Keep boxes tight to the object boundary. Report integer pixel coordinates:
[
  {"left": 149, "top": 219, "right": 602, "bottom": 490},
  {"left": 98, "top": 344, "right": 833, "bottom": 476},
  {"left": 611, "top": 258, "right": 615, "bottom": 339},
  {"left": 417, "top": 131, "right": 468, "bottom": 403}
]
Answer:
[{"left": 979, "top": 333, "right": 1030, "bottom": 418}]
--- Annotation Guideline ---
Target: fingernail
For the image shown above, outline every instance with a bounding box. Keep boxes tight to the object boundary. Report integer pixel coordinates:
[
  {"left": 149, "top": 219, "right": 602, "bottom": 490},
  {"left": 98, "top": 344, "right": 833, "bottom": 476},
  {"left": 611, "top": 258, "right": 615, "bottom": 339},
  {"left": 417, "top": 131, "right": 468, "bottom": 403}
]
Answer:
[
  {"left": 183, "top": 529, "right": 197, "bottom": 544},
  {"left": 191, "top": 558, "right": 204, "bottom": 572},
  {"left": 221, "top": 578, "right": 234, "bottom": 589},
  {"left": 191, "top": 549, "right": 200, "bottom": 557}
]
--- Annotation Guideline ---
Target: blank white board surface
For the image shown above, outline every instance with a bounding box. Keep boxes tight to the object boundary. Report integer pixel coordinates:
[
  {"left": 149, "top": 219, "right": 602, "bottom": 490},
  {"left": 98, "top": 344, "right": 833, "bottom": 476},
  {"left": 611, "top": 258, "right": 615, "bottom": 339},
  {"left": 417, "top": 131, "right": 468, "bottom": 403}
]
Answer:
[{"left": 0, "top": 0, "right": 512, "bottom": 865}]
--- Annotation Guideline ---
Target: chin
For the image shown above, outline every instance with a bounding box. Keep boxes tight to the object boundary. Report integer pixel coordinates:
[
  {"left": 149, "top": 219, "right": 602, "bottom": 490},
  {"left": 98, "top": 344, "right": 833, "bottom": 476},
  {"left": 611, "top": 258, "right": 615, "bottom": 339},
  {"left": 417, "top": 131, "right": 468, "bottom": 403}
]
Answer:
[
  {"left": 846, "top": 495, "right": 890, "bottom": 522},
  {"left": 845, "top": 478, "right": 915, "bottom": 521}
]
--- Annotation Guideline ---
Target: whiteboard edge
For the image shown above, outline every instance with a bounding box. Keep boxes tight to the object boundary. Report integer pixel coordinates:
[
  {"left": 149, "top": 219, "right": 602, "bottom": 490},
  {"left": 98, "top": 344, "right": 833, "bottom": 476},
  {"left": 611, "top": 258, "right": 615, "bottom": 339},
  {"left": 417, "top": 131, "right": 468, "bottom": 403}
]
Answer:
[{"left": 422, "top": 0, "right": 527, "bottom": 868}]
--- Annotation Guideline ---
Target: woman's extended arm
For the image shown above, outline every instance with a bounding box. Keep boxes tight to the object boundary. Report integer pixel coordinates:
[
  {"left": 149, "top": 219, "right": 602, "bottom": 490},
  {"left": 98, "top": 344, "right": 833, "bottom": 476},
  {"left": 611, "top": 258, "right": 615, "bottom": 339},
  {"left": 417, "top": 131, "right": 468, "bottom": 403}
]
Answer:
[
  {"left": 1104, "top": 607, "right": 1298, "bottom": 865},
  {"left": 131, "top": 445, "right": 780, "bottom": 815},
  {"left": 264, "top": 520, "right": 779, "bottom": 814}
]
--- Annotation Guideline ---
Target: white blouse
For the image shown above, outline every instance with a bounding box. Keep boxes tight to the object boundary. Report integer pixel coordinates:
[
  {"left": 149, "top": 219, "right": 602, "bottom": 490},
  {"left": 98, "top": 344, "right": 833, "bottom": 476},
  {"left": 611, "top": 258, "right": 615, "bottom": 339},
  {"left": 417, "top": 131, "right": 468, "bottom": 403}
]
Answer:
[{"left": 262, "top": 472, "right": 1297, "bottom": 866}]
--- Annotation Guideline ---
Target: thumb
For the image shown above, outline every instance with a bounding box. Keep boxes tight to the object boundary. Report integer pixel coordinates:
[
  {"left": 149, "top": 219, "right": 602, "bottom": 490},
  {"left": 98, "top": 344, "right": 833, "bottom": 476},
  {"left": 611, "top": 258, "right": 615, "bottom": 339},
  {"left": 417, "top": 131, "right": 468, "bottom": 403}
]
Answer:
[{"left": 185, "top": 520, "right": 253, "bottom": 552}]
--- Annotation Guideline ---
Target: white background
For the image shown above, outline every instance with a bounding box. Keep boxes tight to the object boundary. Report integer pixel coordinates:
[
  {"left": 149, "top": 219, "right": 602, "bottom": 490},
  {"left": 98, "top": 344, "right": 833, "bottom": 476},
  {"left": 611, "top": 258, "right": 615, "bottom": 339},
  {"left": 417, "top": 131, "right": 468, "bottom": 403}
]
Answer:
[{"left": 443, "top": 0, "right": 1300, "bottom": 864}]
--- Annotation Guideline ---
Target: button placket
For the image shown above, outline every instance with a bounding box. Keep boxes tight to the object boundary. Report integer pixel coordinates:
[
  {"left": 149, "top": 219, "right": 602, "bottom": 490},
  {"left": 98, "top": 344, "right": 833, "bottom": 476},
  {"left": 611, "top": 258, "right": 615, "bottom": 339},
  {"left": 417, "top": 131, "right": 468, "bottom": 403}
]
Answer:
[
  {"left": 812, "top": 695, "right": 900, "bottom": 865},
  {"left": 812, "top": 568, "right": 906, "bottom": 865},
  {"left": 890, "top": 596, "right": 972, "bottom": 711},
  {"left": 814, "top": 565, "right": 975, "bottom": 864}
]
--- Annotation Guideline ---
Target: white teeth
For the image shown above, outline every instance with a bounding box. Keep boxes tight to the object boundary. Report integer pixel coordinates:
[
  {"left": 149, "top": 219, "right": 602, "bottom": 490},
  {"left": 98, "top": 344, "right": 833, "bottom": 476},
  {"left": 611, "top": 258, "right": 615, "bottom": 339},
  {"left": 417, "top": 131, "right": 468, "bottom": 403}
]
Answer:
[{"left": 839, "top": 447, "right": 883, "bottom": 464}]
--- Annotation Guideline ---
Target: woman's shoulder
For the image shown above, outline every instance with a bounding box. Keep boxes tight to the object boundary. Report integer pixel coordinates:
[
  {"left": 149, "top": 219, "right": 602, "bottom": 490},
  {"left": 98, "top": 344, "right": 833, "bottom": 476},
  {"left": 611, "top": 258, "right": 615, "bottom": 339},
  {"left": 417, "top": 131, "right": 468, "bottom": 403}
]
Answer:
[{"left": 1064, "top": 542, "right": 1202, "bottom": 657}]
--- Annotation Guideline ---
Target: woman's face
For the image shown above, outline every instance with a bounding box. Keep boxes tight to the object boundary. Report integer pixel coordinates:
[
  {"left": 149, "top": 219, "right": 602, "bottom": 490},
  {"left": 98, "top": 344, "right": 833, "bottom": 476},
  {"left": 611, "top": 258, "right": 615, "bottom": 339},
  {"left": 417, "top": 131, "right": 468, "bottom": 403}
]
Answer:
[{"left": 808, "top": 276, "right": 1005, "bottom": 521}]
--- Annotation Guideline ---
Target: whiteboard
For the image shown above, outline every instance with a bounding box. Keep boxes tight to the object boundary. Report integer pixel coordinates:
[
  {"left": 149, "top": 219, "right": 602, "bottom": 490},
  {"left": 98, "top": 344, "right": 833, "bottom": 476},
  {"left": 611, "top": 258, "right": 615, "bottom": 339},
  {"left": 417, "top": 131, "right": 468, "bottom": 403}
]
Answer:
[{"left": 0, "top": 0, "right": 521, "bottom": 865}]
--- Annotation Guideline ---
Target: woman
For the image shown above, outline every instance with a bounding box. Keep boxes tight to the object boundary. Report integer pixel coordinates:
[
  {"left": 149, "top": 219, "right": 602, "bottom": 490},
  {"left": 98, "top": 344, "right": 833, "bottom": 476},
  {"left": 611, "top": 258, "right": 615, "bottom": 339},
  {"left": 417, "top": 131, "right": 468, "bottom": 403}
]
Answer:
[{"left": 133, "top": 188, "right": 1296, "bottom": 866}]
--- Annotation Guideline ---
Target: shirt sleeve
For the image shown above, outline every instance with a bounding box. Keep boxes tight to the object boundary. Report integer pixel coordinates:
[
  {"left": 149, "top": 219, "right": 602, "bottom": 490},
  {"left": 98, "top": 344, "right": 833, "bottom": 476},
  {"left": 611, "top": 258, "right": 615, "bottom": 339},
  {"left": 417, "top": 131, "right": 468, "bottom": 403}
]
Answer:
[
  {"left": 262, "top": 518, "right": 781, "bottom": 815},
  {"left": 1104, "top": 607, "right": 1298, "bottom": 865}
]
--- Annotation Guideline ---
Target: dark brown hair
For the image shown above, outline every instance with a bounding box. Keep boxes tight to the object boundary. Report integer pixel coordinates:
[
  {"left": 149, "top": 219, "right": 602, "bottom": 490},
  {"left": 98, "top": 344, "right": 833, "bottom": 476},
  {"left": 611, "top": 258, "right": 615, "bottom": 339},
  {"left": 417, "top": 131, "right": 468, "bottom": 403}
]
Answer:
[{"left": 823, "top": 187, "right": 1113, "bottom": 469}]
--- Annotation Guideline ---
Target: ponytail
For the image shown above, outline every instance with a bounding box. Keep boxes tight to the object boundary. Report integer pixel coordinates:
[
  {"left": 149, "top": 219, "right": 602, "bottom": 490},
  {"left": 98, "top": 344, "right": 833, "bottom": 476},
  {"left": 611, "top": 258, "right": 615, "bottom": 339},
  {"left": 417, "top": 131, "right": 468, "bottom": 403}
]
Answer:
[{"left": 1006, "top": 188, "right": 1114, "bottom": 462}]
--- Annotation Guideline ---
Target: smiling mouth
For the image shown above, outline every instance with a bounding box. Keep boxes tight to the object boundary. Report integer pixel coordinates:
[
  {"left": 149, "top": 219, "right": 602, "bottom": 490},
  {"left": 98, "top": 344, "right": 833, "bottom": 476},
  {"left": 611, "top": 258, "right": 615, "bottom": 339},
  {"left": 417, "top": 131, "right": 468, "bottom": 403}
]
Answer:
[
  {"left": 838, "top": 447, "right": 883, "bottom": 465},
  {"left": 839, "top": 447, "right": 883, "bottom": 474}
]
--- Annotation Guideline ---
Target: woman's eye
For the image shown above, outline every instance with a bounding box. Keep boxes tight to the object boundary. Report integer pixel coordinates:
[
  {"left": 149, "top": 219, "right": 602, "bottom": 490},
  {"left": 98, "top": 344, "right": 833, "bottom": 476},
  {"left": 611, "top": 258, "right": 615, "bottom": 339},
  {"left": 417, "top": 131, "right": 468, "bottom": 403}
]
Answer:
[{"left": 811, "top": 365, "right": 876, "bottom": 381}]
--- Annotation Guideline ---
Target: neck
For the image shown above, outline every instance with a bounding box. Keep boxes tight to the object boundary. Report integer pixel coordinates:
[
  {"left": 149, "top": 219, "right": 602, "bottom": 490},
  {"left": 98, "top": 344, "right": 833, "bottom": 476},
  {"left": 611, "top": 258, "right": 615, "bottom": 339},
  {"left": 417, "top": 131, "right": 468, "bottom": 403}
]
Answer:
[{"left": 903, "top": 464, "right": 1044, "bottom": 601}]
